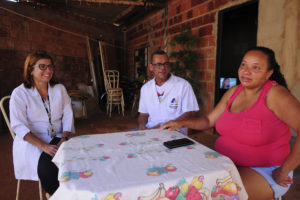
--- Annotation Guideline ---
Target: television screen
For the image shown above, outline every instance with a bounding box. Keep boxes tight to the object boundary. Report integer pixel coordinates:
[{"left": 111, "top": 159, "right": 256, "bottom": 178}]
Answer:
[{"left": 220, "top": 77, "right": 237, "bottom": 89}]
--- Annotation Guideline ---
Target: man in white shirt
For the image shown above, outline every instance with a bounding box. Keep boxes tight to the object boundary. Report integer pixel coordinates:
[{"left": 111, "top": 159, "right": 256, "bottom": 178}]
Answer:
[{"left": 138, "top": 50, "right": 199, "bottom": 135}]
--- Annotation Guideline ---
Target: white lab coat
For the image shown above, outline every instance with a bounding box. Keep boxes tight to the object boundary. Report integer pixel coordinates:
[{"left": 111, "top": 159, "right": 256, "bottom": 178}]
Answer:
[{"left": 10, "top": 83, "right": 75, "bottom": 180}]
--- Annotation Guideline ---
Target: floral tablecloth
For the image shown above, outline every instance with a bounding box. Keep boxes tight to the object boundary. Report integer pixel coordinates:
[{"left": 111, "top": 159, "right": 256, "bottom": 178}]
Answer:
[{"left": 51, "top": 129, "right": 248, "bottom": 200}]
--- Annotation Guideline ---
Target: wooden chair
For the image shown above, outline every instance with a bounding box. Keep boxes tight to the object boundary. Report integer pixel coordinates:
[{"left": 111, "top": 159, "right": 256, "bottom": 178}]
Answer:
[
  {"left": 104, "top": 70, "right": 125, "bottom": 117},
  {"left": 0, "top": 96, "right": 43, "bottom": 200}
]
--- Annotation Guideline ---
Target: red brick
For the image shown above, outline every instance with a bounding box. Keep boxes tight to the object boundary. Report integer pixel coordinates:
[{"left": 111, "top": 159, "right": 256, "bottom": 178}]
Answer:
[
  {"left": 169, "top": 18, "right": 174, "bottom": 26},
  {"left": 208, "top": 59, "right": 216, "bottom": 69},
  {"left": 198, "top": 25, "right": 213, "bottom": 37},
  {"left": 1, "top": 16, "right": 11, "bottom": 27},
  {"left": 168, "top": 7, "right": 177, "bottom": 18},
  {"left": 199, "top": 81, "right": 207, "bottom": 91},
  {"left": 208, "top": 36, "right": 216, "bottom": 46},
  {"left": 14, "top": 40, "right": 31, "bottom": 51},
  {"left": 198, "top": 37, "right": 209, "bottom": 47},
  {"left": 203, "top": 13, "right": 215, "bottom": 24},
  {"left": 0, "top": 26, "right": 8, "bottom": 37},
  {"left": 0, "top": 38, "right": 6, "bottom": 48},
  {"left": 174, "top": 16, "right": 178, "bottom": 24},
  {"left": 191, "top": 18, "right": 197, "bottom": 28},
  {"left": 205, "top": 71, "right": 212, "bottom": 81},
  {"left": 0, "top": 9, "right": 7, "bottom": 15},
  {"left": 197, "top": 59, "right": 207, "bottom": 70},
  {"left": 191, "top": 0, "right": 209, "bottom": 7},
  {"left": 181, "top": 1, "right": 191, "bottom": 11},
  {"left": 207, "top": 1, "right": 214, "bottom": 11},
  {"left": 178, "top": 15, "right": 182, "bottom": 23},
  {"left": 196, "top": 16, "right": 203, "bottom": 26},
  {"left": 187, "top": 10, "right": 193, "bottom": 19},
  {"left": 6, "top": 38, "right": 14, "bottom": 49},
  {"left": 214, "top": 0, "right": 229, "bottom": 9},
  {"left": 198, "top": 3, "right": 208, "bottom": 15},
  {"left": 176, "top": 5, "right": 181, "bottom": 14},
  {"left": 199, "top": 71, "right": 205, "bottom": 79},
  {"left": 199, "top": 48, "right": 214, "bottom": 59},
  {"left": 207, "top": 82, "right": 214, "bottom": 92}
]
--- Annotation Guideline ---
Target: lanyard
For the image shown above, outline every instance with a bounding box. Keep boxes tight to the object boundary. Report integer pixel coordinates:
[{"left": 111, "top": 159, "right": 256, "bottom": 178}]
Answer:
[{"left": 41, "top": 95, "right": 56, "bottom": 137}]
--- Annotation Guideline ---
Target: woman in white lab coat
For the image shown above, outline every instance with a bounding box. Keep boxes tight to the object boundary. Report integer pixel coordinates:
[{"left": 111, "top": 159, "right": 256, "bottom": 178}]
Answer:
[{"left": 10, "top": 51, "right": 75, "bottom": 197}]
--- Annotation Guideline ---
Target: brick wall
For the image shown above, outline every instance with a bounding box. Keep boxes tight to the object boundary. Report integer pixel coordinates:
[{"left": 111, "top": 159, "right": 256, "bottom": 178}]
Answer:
[
  {"left": 0, "top": 5, "right": 123, "bottom": 97},
  {"left": 126, "top": 0, "right": 250, "bottom": 117}
]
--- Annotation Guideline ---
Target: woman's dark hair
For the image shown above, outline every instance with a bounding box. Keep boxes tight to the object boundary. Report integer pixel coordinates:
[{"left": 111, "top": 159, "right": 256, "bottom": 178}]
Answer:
[
  {"left": 246, "top": 46, "right": 288, "bottom": 88},
  {"left": 23, "top": 50, "right": 56, "bottom": 88},
  {"left": 150, "top": 50, "right": 168, "bottom": 64}
]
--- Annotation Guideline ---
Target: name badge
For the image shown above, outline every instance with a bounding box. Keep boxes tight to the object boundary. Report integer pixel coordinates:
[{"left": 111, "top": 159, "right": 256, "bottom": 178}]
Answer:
[{"left": 48, "top": 125, "right": 56, "bottom": 138}]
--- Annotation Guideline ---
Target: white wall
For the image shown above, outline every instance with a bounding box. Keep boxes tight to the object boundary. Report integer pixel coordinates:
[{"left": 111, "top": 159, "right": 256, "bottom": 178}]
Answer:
[{"left": 257, "top": 0, "right": 300, "bottom": 100}]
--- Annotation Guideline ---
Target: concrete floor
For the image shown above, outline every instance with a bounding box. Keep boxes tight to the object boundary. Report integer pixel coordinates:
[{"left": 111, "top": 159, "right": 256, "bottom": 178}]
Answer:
[{"left": 0, "top": 112, "right": 299, "bottom": 199}]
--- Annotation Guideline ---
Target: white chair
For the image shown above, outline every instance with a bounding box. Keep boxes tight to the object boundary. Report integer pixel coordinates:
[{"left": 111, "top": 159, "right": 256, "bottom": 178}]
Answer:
[
  {"left": 104, "top": 70, "right": 125, "bottom": 117},
  {"left": 0, "top": 95, "right": 43, "bottom": 200}
]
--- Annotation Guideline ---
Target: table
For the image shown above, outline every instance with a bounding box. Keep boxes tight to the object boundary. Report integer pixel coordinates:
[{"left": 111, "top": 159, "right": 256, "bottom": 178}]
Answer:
[{"left": 51, "top": 129, "right": 248, "bottom": 200}]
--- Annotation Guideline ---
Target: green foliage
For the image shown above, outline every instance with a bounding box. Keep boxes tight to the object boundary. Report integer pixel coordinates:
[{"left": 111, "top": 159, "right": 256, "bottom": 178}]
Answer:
[{"left": 169, "top": 27, "right": 203, "bottom": 105}]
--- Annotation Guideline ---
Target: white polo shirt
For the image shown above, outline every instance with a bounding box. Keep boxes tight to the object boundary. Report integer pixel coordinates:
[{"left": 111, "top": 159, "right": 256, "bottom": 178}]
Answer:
[{"left": 138, "top": 74, "right": 199, "bottom": 132}]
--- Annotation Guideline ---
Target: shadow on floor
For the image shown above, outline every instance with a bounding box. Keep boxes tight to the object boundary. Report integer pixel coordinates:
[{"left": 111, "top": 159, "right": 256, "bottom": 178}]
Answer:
[{"left": 0, "top": 112, "right": 299, "bottom": 199}]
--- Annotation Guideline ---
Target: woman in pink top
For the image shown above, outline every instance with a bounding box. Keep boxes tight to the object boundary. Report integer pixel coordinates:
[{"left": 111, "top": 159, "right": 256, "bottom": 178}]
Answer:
[{"left": 160, "top": 47, "right": 300, "bottom": 200}]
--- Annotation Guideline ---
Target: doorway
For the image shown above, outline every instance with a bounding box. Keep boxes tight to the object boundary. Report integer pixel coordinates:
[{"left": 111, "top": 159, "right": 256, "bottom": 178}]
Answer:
[{"left": 215, "top": 0, "right": 258, "bottom": 105}]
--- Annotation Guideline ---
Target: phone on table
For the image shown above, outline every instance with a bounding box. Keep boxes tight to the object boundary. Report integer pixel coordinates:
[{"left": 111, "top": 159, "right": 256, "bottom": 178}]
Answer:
[{"left": 163, "top": 138, "right": 195, "bottom": 149}]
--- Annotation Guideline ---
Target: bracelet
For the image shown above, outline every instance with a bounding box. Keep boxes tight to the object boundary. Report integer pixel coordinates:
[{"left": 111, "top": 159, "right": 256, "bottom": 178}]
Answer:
[{"left": 62, "top": 136, "right": 69, "bottom": 141}]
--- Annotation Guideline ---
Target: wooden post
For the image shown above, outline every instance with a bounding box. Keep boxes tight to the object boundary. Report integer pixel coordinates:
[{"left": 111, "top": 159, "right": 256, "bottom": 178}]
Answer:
[{"left": 86, "top": 36, "right": 99, "bottom": 99}]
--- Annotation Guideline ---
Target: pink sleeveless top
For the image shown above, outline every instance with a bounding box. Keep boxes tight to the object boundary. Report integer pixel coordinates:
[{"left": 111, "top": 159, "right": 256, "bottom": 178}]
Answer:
[{"left": 215, "top": 80, "right": 291, "bottom": 167}]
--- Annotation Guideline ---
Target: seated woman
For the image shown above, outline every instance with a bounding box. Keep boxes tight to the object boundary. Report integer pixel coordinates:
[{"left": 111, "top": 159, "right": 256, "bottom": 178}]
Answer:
[
  {"left": 160, "top": 46, "right": 300, "bottom": 200},
  {"left": 10, "top": 51, "right": 75, "bottom": 198}
]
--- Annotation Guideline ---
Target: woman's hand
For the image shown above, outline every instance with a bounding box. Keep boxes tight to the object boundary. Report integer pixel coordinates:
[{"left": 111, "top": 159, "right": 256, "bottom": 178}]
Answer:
[
  {"left": 42, "top": 143, "right": 58, "bottom": 157},
  {"left": 272, "top": 167, "right": 293, "bottom": 187},
  {"left": 159, "top": 120, "right": 183, "bottom": 131}
]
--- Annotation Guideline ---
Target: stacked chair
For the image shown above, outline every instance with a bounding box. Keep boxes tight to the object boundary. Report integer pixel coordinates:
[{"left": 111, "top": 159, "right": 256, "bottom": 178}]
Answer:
[{"left": 104, "top": 70, "right": 125, "bottom": 117}]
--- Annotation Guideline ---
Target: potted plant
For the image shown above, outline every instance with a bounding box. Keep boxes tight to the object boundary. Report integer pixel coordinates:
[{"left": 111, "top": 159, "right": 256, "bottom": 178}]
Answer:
[{"left": 169, "top": 26, "right": 203, "bottom": 106}]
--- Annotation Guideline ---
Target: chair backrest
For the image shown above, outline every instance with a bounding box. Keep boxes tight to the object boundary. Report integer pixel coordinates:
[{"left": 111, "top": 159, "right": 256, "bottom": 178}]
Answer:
[
  {"left": 0, "top": 96, "right": 15, "bottom": 139},
  {"left": 104, "top": 70, "right": 120, "bottom": 90}
]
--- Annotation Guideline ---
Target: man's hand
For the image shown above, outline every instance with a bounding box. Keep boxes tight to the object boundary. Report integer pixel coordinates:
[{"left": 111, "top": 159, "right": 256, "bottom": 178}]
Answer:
[
  {"left": 149, "top": 124, "right": 160, "bottom": 129},
  {"left": 159, "top": 120, "right": 183, "bottom": 131},
  {"left": 138, "top": 124, "right": 147, "bottom": 130},
  {"left": 272, "top": 167, "right": 293, "bottom": 187}
]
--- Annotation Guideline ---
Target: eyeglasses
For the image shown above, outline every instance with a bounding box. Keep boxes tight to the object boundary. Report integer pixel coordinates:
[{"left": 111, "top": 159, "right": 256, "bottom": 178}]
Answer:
[
  {"left": 36, "top": 64, "right": 55, "bottom": 71},
  {"left": 152, "top": 62, "right": 170, "bottom": 67}
]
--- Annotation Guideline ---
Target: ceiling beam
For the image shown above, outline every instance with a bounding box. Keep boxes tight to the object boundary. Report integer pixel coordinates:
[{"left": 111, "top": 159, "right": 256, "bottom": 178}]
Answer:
[{"left": 110, "top": 5, "right": 135, "bottom": 23}]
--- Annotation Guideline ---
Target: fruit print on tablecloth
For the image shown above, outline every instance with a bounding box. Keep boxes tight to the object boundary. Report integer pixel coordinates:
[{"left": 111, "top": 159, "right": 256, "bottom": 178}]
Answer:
[
  {"left": 127, "top": 153, "right": 137, "bottom": 158},
  {"left": 60, "top": 170, "right": 93, "bottom": 182},
  {"left": 147, "top": 165, "right": 177, "bottom": 176},
  {"left": 125, "top": 132, "right": 146, "bottom": 137},
  {"left": 211, "top": 175, "right": 241, "bottom": 200},
  {"left": 138, "top": 176, "right": 210, "bottom": 200},
  {"left": 204, "top": 151, "right": 222, "bottom": 159}
]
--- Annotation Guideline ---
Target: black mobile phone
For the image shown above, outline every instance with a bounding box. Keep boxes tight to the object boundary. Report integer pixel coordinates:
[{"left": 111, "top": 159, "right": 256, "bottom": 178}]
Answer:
[{"left": 163, "top": 138, "right": 195, "bottom": 149}]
